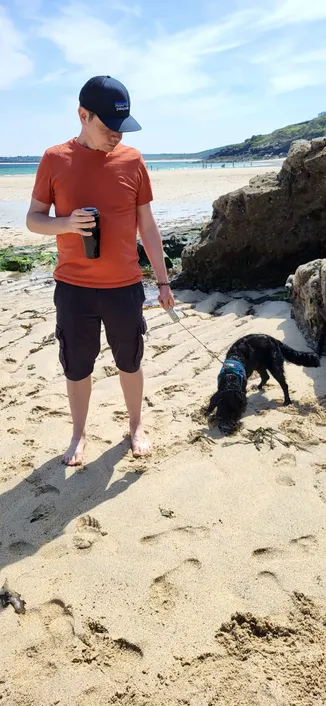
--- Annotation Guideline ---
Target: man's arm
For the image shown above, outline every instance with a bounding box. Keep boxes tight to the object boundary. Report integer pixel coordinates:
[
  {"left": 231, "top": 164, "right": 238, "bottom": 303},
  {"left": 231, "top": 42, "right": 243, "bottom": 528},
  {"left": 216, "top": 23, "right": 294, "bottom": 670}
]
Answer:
[
  {"left": 26, "top": 198, "right": 96, "bottom": 236},
  {"left": 137, "top": 203, "right": 175, "bottom": 310}
]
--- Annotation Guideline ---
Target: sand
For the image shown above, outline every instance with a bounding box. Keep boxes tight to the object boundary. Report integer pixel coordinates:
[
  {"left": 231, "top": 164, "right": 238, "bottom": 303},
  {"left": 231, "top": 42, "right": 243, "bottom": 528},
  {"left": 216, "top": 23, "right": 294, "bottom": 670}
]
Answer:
[
  {"left": 0, "top": 166, "right": 280, "bottom": 248},
  {"left": 2, "top": 163, "right": 326, "bottom": 704},
  {"left": 1, "top": 277, "right": 326, "bottom": 705},
  {"left": 0, "top": 166, "right": 280, "bottom": 203}
]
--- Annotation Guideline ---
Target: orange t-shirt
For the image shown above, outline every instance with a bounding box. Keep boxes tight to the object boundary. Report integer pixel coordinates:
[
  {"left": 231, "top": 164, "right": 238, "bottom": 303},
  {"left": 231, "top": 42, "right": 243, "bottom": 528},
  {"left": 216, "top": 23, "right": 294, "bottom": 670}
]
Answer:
[{"left": 32, "top": 138, "right": 153, "bottom": 288}]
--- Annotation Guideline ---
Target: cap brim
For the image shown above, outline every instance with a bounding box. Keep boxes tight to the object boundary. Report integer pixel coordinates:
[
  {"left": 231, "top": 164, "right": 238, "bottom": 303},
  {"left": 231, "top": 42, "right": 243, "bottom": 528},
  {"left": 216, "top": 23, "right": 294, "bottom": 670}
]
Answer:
[{"left": 97, "top": 113, "right": 142, "bottom": 133}]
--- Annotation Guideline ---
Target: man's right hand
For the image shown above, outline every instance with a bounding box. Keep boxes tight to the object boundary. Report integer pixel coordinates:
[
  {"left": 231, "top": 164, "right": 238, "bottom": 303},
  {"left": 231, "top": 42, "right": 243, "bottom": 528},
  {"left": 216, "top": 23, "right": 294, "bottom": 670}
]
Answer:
[{"left": 64, "top": 209, "right": 96, "bottom": 236}]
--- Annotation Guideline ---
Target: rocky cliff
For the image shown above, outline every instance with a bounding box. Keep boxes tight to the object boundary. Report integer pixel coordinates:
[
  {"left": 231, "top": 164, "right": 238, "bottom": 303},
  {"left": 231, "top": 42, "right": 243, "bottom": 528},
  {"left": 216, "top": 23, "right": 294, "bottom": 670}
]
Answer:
[
  {"left": 207, "top": 114, "right": 326, "bottom": 162},
  {"left": 286, "top": 259, "right": 326, "bottom": 354},
  {"left": 172, "top": 137, "right": 326, "bottom": 292}
]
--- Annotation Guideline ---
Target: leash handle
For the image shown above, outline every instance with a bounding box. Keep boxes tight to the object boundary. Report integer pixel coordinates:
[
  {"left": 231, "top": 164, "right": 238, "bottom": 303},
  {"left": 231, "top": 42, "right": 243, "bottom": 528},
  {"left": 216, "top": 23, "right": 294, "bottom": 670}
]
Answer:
[{"left": 167, "top": 306, "right": 180, "bottom": 323}]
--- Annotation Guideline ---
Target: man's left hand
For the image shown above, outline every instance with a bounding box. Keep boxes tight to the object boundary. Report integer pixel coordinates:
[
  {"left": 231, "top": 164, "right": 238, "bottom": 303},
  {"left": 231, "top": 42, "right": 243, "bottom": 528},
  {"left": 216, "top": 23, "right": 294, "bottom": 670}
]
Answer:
[{"left": 158, "top": 284, "right": 175, "bottom": 311}]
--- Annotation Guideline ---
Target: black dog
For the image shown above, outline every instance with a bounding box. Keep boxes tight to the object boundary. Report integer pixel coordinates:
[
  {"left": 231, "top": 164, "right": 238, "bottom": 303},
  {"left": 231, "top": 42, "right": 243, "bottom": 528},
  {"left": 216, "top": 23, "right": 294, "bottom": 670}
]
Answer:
[{"left": 206, "top": 334, "right": 320, "bottom": 433}]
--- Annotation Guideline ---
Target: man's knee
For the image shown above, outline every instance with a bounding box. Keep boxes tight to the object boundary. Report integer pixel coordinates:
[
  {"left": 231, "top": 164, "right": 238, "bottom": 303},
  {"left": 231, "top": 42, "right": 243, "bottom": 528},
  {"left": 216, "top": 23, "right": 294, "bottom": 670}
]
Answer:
[{"left": 110, "top": 329, "right": 144, "bottom": 373}]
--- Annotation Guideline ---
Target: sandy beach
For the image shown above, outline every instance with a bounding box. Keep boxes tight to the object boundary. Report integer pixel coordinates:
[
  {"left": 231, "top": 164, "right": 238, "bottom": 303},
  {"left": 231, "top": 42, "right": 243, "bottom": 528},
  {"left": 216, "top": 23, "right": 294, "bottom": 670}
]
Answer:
[
  {"left": 0, "top": 166, "right": 280, "bottom": 247},
  {"left": 2, "top": 164, "right": 326, "bottom": 704}
]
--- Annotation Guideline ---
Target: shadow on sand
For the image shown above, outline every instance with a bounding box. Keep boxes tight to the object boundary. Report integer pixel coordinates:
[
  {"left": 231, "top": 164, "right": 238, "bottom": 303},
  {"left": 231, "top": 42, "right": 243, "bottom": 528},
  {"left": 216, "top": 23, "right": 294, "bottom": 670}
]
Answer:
[{"left": 0, "top": 438, "right": 142, "bottom": 575}]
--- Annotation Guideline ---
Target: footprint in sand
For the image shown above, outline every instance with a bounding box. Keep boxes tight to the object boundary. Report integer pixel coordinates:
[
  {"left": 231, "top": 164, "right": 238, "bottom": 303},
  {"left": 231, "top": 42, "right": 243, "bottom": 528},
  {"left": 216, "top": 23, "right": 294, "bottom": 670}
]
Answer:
[
  {"left": 141, "top": 525, "right": 210, "bottom": 546},
  {"left": 252, "top": 547, "right": 284, "bottom": 561},
  {"left": 23, "top": 598, "right": 75, "bottom": 645},
  {"left": 252, "top": 534, "right": 318, "bottom": 561},
  {"left": 103, "top": 365, "right": 118, "bottom": 377},
  {"left": 112, "top": 409, "right": 129, "bottom": 423},
  {"left": 289, "top": 535, "right": 318, "bottom": 553},
  {"left": 157, "top": 384, "right": 188, "bottom": 400},
  {"left": 73, "top": 624, "right": 143, "bottom": 677},
  {"left": 276, "top": 474, "right": 296, "bottom": 487},
  {"left": 34, "top": 484, "right": 60, "bottom": 497},
  {"left": 28, "top": 501, "right": 56, "bottom": 523},
  {"left": 255, "top": 570, "right": 289, "bottom": 606},
  {"left": 23, "top": 438, "right": 40, "bottom": 449},
  {"left": 73, "top": 514, "right": 108, "bottom": 551},
  {"left": 274, "top": 453, "right": 297, "bottom": 487},
  {"left": 2, "top": 455, "right": 36, "bottom": 478},
  {"left": 313, "top": 463, "right": 326, "bottom": 504},
  {"left": 8, "top": 540, "right": 36, "bottom": 557},
  {"left": 274, "top": 452, "right": 297, "bottom": 468},
  {"left": 149, "top": 558, "right": 202, "bottom": 611},
  {"left": 256, "top": 570, "right": 283, "bottom": 588}
]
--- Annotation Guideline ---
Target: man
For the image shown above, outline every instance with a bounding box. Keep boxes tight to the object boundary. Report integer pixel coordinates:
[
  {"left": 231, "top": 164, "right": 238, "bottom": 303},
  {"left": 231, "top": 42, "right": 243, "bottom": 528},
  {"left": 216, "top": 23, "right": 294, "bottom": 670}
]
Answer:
[{"left": 26, "top": 75, "right": 174, "bottom": 466}]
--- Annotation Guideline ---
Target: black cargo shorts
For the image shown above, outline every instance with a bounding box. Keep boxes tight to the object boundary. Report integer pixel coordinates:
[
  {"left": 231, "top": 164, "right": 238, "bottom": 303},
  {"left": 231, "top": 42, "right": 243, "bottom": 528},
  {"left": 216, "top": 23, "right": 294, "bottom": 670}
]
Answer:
[{"left": 54, "top": 280, "right": 147, "bottom": 381}]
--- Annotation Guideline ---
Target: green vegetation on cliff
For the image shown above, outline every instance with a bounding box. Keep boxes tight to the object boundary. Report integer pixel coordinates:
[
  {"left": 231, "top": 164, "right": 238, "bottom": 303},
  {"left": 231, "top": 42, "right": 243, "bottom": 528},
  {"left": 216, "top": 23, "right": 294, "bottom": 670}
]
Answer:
[{"left": 207, "top": 114, "right": 326, "bottom": 161}]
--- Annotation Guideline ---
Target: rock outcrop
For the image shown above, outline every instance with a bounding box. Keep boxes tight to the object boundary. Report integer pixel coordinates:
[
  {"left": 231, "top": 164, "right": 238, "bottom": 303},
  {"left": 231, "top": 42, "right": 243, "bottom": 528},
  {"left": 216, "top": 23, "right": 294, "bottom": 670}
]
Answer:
[
  {"left": 285, "top": 259, "right": 326, "bottom": 354},
  {"left": 172, "top": 138, "right": 326, "bottom": 292},
  {"left": 138, "top": 223, "right": 204, "bottom": 267}
]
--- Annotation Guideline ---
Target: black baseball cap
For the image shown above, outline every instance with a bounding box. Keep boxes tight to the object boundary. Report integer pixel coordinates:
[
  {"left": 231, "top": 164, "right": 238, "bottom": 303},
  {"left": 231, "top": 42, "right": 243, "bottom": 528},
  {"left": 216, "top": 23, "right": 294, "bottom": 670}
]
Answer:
[{"left": 79, "top": 76, "right": 141, "bottom": 133}]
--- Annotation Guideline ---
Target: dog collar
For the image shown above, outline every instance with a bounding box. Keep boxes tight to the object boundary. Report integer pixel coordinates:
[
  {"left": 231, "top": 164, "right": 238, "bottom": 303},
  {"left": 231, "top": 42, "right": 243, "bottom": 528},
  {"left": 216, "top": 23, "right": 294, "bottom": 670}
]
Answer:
[{"left": 218, "top": 358, "right": 247, "bottom": 383}]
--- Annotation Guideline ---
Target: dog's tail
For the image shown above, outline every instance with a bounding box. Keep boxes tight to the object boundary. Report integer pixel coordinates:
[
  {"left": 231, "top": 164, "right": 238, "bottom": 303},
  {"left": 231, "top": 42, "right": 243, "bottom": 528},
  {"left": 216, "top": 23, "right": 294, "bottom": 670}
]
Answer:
[{"left": 279, "top": 341, "right": 320, "bottom": 367}]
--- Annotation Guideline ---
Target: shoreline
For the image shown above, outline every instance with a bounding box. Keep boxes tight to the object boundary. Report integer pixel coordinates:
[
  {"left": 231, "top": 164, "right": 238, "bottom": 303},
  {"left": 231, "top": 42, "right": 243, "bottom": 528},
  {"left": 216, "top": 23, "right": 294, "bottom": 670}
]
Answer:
[
  {"left": 0, "top": 157, "right": 284, "bottom": 165},
  {"left": 0, "top": 165, "right": 280, "bottom": 223}
]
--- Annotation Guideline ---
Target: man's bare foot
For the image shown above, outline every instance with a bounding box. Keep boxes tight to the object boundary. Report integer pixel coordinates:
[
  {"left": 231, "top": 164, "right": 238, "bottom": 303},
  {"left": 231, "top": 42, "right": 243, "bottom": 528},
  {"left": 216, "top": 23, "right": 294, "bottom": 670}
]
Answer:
[
  {"left": 130, "top": 424, "right": 151, "bottom": 458},
  {"left": 62, "top": 435, "right": 86, "bottom": 466}
]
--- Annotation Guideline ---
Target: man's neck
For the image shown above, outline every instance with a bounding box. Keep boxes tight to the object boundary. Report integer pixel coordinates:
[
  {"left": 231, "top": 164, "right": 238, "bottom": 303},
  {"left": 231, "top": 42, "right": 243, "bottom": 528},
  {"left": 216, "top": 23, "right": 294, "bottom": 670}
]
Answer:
[{"left": 77, "top": 133, "right": 115, "bottom": 153}]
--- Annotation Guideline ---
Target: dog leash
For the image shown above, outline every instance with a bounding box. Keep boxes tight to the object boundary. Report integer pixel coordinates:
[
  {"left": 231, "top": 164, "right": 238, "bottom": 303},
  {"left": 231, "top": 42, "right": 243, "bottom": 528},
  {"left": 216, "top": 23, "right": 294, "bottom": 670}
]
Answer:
[{"left": 167, "top": 306, "right": 226, "bottom": 366}]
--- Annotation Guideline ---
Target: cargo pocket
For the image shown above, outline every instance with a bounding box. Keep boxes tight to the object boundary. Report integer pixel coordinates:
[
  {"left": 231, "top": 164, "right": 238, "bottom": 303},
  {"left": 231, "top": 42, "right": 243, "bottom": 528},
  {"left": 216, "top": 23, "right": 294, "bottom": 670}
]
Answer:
[
  {"left": 133, "top": 317, "right": 147, "bottom": 370},
  {"left": 140, "top": 315, "right": 147, "bottom": 336},
  {"left": 55, "top": 325, "right": 67, "bottom": 373}
]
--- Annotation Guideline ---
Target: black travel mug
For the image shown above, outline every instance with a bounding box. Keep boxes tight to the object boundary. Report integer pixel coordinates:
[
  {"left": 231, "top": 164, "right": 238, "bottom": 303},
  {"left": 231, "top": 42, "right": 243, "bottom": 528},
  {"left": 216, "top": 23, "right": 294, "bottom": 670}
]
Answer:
[{"left": 81, "top": 207, "right": 100, "bottom": 259}]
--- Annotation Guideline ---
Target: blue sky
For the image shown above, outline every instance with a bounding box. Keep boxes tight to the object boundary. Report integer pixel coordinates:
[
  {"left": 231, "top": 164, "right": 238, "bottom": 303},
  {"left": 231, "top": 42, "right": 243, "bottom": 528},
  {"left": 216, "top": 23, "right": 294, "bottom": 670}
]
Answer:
[{"left": 1, "top": 0, "right": 326, "bottom": 155}]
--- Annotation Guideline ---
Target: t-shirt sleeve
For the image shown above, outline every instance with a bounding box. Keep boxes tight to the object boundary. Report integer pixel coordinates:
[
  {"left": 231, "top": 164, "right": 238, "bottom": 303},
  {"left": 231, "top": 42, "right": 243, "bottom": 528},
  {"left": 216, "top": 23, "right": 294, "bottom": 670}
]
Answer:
[
  {"left": 136, "top": 156, "right": 153, "bottom": 206},
  {"left": 32, "top": 151, "right": 54, "bottom": 204}
]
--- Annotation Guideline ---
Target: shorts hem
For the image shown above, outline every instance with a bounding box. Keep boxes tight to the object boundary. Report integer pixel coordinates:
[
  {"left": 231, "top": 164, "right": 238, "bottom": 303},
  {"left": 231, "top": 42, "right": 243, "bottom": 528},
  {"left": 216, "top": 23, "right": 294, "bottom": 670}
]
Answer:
[{"left": 64, "top": 368, "right": 94, "bottom": 382}]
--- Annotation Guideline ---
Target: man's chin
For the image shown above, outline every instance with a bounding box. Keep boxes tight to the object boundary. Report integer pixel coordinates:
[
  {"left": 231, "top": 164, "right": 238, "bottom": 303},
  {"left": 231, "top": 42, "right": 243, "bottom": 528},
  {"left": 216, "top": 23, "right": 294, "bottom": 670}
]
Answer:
[{"left": 97, "top": 142, "right": 120, "bottom": 152}]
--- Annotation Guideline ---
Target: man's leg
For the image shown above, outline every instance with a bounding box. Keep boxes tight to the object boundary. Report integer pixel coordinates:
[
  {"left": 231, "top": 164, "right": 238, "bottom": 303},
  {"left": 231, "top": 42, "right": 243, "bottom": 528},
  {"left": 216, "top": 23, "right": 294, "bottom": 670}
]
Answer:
[
  {"left": 63, "top": 376, "right": 92, "bottom": 465},
  {"left": 101, "top": 283, "right": 150, "bottom": 458},
  {"left": 119, "top": 367, "right": 151, "bottom": 457},
  {"left": 54, "top": 281, "right": 101, "bottom": 466}
]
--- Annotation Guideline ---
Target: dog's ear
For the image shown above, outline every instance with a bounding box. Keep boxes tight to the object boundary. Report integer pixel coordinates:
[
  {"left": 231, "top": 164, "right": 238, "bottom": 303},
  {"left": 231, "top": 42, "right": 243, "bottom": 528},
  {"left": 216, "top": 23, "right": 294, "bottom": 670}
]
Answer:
[{"left": 205, "top": 391, "right": 220, "bottom": 416}]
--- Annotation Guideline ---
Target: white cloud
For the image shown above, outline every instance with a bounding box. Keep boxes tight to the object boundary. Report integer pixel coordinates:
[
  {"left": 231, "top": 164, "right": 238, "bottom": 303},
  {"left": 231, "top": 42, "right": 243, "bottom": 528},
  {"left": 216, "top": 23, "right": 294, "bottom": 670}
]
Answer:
[
  {"left": 293, "top": 48, "right": 326, "bottom": 64},
  {"left": 39, "top": 68, "right": 67, "bottom": 84},
  {"left": 251, "top": 39, "right": 296, "bottom": 66},
  {"left": 38, "top": 4, "right": 255, "bottom": 102},
  {"left": 271, "top": 69, "right": 326, "bottom": 93},
  {"left": 111, "top": 1, "right": 142, "bottom": 16},
  {"left": 259, "top": 0, "right": 326, "bottom": 28},
  {"left": 0, "top": 5, "right": 33, "bottom": 89},
  {"left": 3, "top": 0, "right": 326, "bottom": 153}
]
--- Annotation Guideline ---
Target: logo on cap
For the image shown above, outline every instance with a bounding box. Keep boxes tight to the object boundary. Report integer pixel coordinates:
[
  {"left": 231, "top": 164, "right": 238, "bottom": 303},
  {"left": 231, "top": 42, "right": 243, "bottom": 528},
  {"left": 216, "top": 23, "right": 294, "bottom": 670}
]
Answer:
[{"left": 115, "top": 101, "right": 129, "bottom": 112}]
